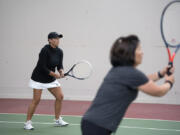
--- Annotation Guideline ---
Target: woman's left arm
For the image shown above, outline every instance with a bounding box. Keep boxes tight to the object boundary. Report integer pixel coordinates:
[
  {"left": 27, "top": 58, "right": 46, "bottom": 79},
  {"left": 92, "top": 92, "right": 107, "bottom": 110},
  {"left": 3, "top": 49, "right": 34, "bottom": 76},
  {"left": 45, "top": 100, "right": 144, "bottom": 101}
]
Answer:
[{"left": 147, "top": 66, "right": 168, "bottom": 82}]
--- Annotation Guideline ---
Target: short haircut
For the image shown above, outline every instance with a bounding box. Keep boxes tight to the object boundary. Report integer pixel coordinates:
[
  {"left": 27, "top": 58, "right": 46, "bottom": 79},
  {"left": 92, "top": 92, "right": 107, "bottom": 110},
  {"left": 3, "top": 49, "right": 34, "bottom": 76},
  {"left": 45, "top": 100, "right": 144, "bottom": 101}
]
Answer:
[{"left": 110, "top": 35, "right": 140, "bottom": 67}]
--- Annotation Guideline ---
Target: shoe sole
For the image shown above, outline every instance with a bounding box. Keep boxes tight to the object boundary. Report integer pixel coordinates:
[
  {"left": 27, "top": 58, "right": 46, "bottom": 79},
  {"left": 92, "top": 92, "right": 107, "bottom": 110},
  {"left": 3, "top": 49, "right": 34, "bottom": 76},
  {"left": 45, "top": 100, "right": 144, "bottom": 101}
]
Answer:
[
  {"left": 54, "top": 124, "right": 69, "bottom": 127},
  {"left": 24, "top": 128, "right": 34, "bottom": 130}
]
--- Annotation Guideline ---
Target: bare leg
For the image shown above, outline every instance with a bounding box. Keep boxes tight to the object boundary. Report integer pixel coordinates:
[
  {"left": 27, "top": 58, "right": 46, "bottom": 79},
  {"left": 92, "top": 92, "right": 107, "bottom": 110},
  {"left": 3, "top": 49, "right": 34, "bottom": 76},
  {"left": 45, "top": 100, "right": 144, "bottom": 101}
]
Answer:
[
  {"left": 26, "top": 89, "right": 42, "bottom": 121},
  {"left": 48, "top": 87, "right": 63, "bottom": 119}
]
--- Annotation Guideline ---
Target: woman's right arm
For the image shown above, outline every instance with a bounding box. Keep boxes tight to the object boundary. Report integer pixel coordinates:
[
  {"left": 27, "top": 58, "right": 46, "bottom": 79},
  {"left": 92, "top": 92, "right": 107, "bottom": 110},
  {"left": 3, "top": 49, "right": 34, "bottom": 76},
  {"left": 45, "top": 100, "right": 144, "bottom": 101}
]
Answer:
[
  {"left": 147, "top": 66, "right": 168, "bottom": 82},
  {"left": 138, "top": 74, "right": 175, "bottom": 97}
]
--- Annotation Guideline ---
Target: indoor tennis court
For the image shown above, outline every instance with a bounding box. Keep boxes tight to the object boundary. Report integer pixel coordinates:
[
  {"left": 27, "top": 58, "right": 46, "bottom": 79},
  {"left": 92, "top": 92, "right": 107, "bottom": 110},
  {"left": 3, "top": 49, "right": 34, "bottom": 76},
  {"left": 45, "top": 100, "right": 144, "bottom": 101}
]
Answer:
[
  {"left": 0, "top": 0, "right": 180, "bottom": 135},
  {"left": 1, "top": 113, "right": 180, "bottom": 135},
  {"left": 0, "top": 99, "right": 180, "bottom": 135}
]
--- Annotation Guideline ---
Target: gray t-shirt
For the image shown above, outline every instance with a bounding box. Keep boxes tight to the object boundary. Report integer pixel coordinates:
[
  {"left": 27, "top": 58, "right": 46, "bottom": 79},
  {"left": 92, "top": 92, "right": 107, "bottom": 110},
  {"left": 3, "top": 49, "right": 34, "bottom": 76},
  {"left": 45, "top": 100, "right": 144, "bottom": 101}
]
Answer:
[{"left": 83, "top": 66, "right": 149, "bottom": 132}]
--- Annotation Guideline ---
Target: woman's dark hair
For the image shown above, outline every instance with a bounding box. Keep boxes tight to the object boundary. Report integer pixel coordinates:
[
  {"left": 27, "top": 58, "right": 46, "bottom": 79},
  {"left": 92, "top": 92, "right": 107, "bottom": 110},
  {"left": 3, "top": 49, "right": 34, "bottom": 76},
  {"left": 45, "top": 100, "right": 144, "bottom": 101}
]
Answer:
[{"left": 110, "top": 35, "right": 140, "bottom": 67}]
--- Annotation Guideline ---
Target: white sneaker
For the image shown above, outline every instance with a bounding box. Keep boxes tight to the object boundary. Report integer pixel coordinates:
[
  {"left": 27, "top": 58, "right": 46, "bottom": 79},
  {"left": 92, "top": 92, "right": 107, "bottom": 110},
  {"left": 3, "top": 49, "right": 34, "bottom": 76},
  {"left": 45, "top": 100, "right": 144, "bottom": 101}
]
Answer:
[
  {"left": 54, "top": 117, "right": 69, "bottom": 126},
  {"left": 24, "top": 120, "right": 34, "bottom": 130}
]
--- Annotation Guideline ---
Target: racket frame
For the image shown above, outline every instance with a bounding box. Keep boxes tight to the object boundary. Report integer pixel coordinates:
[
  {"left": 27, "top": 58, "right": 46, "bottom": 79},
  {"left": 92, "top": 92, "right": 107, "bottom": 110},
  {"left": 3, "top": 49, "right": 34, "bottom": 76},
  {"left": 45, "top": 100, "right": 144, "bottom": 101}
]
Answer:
[
  {"left": 64, "top": 60, "right": 93, "bottom": 80},
  {"left": 160, "top": 0, "right": 180, "bottom": 65}
]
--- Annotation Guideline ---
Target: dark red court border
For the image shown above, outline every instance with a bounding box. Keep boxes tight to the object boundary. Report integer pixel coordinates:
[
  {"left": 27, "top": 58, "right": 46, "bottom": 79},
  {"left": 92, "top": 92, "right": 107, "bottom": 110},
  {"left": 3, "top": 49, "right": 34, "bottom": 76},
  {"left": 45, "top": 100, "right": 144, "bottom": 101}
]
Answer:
[{"left": 0, "top": 98, "right": 180, "bottom": 121}]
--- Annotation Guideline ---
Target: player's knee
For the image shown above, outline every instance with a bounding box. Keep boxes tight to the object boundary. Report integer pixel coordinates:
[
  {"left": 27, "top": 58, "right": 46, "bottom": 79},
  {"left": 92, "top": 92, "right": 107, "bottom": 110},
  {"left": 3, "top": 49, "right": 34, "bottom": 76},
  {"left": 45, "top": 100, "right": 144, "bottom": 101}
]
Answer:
[{"left": 56, "top": 94, "right": 64, "bottom": 101}]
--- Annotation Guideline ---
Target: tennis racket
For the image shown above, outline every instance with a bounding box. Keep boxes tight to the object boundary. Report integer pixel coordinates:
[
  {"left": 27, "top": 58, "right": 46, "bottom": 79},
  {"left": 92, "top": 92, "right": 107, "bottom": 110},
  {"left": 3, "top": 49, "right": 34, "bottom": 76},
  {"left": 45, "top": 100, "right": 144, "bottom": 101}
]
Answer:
[
  {"left": 160, "top": 0, "right": 180, "bottom": 75},
  {"left": 64, "top": 60, "right": 93, "bottom": 80}
]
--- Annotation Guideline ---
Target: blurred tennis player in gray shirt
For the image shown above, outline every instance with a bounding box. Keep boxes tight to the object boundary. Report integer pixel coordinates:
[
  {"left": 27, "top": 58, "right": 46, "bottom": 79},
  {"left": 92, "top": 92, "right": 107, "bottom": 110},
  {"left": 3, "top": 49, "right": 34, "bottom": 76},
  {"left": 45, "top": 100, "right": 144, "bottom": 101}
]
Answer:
[{"left": 81, "top": 35, "right": 175, "bottom": 135}]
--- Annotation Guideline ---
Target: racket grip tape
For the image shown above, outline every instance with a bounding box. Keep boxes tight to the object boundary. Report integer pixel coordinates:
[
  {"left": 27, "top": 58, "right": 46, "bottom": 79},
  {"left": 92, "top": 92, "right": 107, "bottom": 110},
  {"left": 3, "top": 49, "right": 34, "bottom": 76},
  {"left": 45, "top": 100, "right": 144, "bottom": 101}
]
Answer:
[{"left": 167, "top": 62, "right": 173, "bottom": 76}]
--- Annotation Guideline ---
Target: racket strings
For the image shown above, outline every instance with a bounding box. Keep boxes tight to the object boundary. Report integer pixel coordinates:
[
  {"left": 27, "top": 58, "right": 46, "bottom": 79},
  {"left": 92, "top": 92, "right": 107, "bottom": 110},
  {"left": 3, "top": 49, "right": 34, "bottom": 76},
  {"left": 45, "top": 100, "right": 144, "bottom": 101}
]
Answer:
[
  {"left": 163, "top": 2, "right": 180, "bottom": 46},
  {"left": 72, "top": 62, "right": 92, "bottom": 79}
]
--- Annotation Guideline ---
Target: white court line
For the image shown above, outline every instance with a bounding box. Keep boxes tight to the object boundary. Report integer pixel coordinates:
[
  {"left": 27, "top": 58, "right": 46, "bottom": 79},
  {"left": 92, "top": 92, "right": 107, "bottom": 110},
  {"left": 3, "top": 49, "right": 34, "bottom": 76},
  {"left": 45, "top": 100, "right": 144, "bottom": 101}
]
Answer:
[
  {"left": 0, "top": 120, "right": 180, "bottom": 132},
  {"left": 0, "top": 113, "right": 180, "bottom": 123},
  {"left": 120, "top": 126, "right": 180, "bottom": 132},
  {"left": 0, "top": 121, "right": 80, "bottom": 126}
]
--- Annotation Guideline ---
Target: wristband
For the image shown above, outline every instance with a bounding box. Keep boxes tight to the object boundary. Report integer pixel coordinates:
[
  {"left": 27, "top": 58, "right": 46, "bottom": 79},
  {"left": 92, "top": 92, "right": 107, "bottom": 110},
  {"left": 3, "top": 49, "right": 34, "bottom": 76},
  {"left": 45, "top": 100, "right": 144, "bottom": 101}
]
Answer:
[
  {"left": 165, "top": 80, "right": 173, "bottom": 89},
  {"left": 158, "top": 71, "right": 164, "bottom": 78}
]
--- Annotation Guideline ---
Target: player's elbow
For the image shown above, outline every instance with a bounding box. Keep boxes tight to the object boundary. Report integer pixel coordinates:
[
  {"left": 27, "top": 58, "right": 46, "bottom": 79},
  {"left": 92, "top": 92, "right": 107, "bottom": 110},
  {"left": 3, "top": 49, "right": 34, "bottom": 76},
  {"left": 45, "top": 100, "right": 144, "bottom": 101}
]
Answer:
[
  {"left": 143, "top": 89, "right": 165, "bottom": 97},
  {"left": 139, "top": 80, "right": 168, "bottom": 97},
  {"left": 146, "top": 86, "right": 168, "bottom": 97}
]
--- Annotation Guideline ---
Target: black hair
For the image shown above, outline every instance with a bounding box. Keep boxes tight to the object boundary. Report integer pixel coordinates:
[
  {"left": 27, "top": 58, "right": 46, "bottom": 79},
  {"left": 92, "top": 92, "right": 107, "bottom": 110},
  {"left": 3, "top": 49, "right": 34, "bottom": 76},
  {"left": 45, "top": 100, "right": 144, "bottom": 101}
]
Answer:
[{"left": 110, "top": 35, "right": 140, "bottom": 67}]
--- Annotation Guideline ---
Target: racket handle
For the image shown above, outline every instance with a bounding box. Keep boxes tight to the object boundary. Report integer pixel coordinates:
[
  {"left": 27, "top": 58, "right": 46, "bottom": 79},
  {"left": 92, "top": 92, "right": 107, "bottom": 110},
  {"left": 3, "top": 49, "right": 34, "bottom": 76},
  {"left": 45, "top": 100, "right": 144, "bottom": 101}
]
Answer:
[
  {"left": 167, "top": 62, "right": 173, "bottom": 75},
  {"left": 64, "top": 73, "right": 68, "bottom": 76}
]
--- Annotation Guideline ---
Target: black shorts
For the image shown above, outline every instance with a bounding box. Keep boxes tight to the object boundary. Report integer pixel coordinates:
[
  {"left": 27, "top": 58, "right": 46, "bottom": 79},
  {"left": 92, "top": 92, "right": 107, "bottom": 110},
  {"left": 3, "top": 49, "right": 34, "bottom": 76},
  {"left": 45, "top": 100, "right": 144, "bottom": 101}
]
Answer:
[{"left": 81, "top": 119, "right": 112, "bottom": 135}]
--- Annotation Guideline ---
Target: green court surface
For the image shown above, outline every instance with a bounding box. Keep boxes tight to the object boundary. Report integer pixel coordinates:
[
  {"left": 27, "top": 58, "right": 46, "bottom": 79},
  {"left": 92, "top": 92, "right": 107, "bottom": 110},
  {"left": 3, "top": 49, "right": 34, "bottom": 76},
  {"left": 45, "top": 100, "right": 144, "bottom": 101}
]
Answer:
[{"left": 0, "top": 113, "right": 180, "bottom": 135}]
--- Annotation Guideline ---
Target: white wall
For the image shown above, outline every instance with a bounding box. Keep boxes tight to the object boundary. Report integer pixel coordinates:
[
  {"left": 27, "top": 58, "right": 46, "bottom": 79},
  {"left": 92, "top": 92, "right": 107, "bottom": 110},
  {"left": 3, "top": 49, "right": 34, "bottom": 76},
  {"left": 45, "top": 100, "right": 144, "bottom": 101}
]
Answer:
[{"left": 0, "top": 0, "right": 180, "bottom": 104}]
